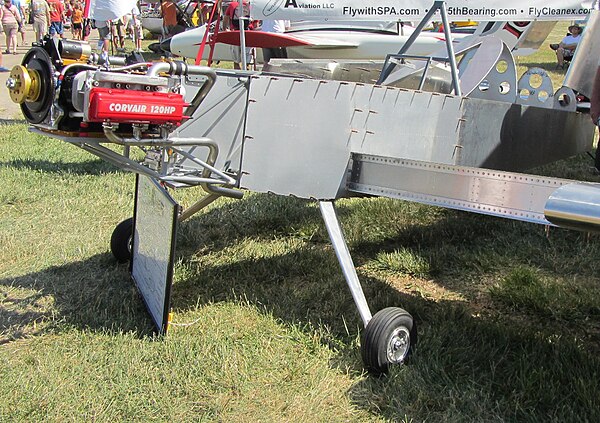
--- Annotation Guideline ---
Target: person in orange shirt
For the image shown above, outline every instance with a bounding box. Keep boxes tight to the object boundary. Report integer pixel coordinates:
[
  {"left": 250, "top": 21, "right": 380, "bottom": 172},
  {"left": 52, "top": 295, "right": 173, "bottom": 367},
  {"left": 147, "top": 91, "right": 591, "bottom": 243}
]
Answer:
[
  {"left": 71, "top": 2, "right": 83, "bottom": 40},
  {"left": 160, "top": 0, "right": 178, "bottom": 39}
]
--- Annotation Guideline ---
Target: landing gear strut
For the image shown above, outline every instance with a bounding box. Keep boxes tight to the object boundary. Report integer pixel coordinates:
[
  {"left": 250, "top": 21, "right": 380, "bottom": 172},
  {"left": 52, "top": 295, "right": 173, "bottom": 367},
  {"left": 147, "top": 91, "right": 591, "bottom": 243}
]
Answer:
[{"left": 319, "top": 201, "right": 417, "bottom": 374}]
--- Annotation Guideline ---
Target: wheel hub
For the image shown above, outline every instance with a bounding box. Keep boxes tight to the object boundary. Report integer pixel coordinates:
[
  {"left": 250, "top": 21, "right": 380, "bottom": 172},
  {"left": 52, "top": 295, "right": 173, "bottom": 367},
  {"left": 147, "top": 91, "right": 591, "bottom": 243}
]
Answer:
[
  {"left": 387, "top": 327, "right": 410, "bottom": 363},
  {"left": 7, "top": 65, "right": 42, "bottom": 104}
]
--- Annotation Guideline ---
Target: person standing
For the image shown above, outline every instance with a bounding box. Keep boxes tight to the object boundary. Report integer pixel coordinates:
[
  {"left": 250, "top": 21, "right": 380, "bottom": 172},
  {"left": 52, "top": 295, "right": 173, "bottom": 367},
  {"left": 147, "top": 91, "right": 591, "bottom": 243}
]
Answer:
[
  {"left": 30, "top": 0, "right": 50, "bottom": 42},
  {"left": 46, "top": 0, "right": 64, "bottom": 38},
  {"left": 1, "top": 0, "right": 22, "bottom": 54},
  {"left": 223, "top": 0, "right": 252, "bottom": 70},
  {"left": 71, "top": 2, "right": 83, "bottom": 40},
  {"left": 10, "top": 0, "right": 24, "bottom": 46},
  {"left": 260, "top": 19, "right": 289, "bottom": 67},
  {"left": 160, "top": 0, "right": 178, "bottom": 39},
  {"left": 129, "top": 5, "right": 143, "bottom": 52}
]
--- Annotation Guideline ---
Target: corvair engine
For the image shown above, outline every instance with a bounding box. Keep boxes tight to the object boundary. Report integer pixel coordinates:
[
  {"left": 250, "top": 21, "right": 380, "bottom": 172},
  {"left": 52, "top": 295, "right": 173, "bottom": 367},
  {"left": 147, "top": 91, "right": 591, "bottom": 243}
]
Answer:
[
  {"left": 6, "top": 37, "right": 203, "bottom": 133},
  {"left": 4, "top": 37, "right": 234, "bottom": 190}
]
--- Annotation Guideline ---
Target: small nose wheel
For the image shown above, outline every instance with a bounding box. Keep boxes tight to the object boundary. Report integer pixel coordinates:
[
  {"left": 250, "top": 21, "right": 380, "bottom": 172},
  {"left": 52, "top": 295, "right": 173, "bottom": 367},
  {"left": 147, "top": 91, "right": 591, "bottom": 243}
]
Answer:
[
  {"left": 110, "top": 217, "right": 134, "bottom": 263},
  {"left": 361, "top": 307, "right": 417, "bottom": 375}
]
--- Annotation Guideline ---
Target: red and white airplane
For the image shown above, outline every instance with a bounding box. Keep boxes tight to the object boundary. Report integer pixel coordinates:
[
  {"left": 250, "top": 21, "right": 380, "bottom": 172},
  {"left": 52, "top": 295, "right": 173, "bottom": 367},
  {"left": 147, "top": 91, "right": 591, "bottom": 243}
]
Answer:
[{"left": 158, "top": 19, "right": 555, "bottom": 63}]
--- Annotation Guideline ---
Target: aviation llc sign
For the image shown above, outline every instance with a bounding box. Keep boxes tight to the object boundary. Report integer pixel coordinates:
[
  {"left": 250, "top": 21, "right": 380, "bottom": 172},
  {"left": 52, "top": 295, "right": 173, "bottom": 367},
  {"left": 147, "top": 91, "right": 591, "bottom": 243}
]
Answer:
[
  {"left": 262, "top": 0, "right": 336, "bottom": 16},
  {"left": 255, "top": 0, "right": 592, "bottom": 20}
]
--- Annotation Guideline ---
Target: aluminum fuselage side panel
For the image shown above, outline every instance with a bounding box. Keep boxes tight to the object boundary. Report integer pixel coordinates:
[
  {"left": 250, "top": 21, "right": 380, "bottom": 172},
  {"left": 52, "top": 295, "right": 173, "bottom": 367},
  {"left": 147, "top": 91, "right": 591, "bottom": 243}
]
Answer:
[
  {"left": 175, "top": 73, "right": 250, "bottom": 175},
  {"left": 241, "top": 77, "right": 465, "bottom": 199},
  {"left": 241, "top": 76, "right": 355, "bottom": 199},
  {"left": 348, "top": 88, "right": 463, "bottom": 163},
  {"left": 216, "top": 73, "right": 593, "bottom": 200},
  {"left": 457, "top": 99, "right": 594, "bottom": 171}
]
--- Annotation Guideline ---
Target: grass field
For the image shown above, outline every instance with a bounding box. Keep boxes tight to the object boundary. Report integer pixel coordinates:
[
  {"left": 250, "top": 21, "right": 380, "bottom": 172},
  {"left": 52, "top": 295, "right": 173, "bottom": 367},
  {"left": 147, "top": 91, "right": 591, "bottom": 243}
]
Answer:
[{"left": 2, "top": 23, "right": 600, "bottom": 422}]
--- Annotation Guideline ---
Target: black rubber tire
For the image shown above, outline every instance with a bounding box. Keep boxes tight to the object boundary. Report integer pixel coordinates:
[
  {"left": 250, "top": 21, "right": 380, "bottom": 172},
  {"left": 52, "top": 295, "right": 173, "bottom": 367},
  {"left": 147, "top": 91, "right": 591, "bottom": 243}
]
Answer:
[
  {"left": 595, "top": 146, "right": 600, "bottom": 173},
  {"left": 361, "top": 307, "right": 417, "bottom": 375},
  {"left": 110, "top": 218, "right": 134, "bottom": 263}
]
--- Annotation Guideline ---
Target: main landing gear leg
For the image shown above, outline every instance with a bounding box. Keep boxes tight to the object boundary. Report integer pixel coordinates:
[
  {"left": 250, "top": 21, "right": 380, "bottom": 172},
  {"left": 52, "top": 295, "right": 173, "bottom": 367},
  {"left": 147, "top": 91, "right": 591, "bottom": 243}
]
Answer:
[{"left": 319, "top": 201, "right": 417, "bottom": 374}]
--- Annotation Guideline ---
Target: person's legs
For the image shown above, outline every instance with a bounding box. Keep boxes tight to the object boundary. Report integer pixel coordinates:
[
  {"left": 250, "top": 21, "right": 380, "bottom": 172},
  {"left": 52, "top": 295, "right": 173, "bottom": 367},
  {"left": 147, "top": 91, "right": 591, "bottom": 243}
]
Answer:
[
  {"left": 244, "top": 47, "right": 253, "bottom": 70},
  {"left": 49, "top": 21, "right": 64, "bottom": 38},
  {"left": 0, "top": 49, "right": 8, "bottom": 71},
  {"left": 49, "top": 21, "right": 57, "bottom": 37},
  {"left": 114, "top": 22, "right": 124, "bottom": 49},
  {"left": 262, "top": 47, "right": 273, "bottom": 67},
  {"left": 33, "top": 20, "right": 42, "bottom": 42},
  {"left": 56, "top": 21, "right": 64, "bottom": 38},
  {"left": 563, "top": 50, "right": 574, "bottom": 66},
  {"left": 231, "top": 45, "right": 242, "bottom": 69},
  {"left": 134, "top": 25, "right": 143, "bottom": 51},
  {"left": 97, "top": 25, "right": 111, "bottom": 56},
  {"left": 556, "top": 47, "right": 566, "bottom": 68},
  {"left": 4, "top": 25, "right": 18, "bottom": 53},
  {"left": 74, "top": 23, "right": 82, "bottom": 40},
  {"left": 10, "top": 27, "right": 17, "bottom": 53}
]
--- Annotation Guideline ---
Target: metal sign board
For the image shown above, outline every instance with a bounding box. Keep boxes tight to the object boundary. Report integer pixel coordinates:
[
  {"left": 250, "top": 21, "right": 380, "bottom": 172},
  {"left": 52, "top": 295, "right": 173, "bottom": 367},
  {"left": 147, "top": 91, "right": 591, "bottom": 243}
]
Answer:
[
  {"left": 251, "top": 0, "right": 593, "bottom": 21},
  {"left": 131, "top": 175, "right": 179, "bottom": 335}
]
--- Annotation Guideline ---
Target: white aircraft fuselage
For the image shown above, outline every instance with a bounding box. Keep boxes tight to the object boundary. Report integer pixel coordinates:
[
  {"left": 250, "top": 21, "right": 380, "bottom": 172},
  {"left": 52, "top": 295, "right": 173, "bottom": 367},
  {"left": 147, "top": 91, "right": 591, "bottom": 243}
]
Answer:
[{"left": 163, "top": 24, "right": 471, "bottom": 63}]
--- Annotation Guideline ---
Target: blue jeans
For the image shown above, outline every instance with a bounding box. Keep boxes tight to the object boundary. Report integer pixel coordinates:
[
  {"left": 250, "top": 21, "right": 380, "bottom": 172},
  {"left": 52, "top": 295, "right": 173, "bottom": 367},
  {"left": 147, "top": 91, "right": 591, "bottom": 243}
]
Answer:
[{"left": 49, "top": 21, "right": 63, "bottom": 36}]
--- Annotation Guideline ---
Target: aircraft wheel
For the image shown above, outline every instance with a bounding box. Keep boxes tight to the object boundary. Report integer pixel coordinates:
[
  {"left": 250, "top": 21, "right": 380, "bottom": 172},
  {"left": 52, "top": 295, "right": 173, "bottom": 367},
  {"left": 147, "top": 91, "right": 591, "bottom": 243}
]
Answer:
[
  {"left": 110, "top": 217, "right": 133, "bottom": 263},
  {"left": 361, "top": 307, "right": 417, "bottom": 375}
]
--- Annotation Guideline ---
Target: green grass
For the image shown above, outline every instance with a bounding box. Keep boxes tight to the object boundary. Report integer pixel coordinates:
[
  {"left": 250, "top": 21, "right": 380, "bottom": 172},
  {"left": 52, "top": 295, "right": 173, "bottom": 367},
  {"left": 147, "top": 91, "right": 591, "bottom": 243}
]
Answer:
[{"left": 2, "top": 23, "right": 600, "bottom": 421}]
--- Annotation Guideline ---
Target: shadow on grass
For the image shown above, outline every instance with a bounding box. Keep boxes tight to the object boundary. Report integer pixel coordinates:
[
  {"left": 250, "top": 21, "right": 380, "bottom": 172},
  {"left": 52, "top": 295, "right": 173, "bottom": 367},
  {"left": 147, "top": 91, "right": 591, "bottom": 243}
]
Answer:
[
  {"left": 3, "top": 192, "right": 600, "bottom": 421},
  {"left": 2, "top": 158, "right": 123, "bottom": 175},
  {"left": 171, "top": 194, "right": 600, "bottom": 421},
  {"left": 168, "top": 238, "right": 600, "bottom": 421},
  {"left": 346, "top": 298, "right": 600, "bottom": 422},
  {"left": 0, "top": 253, "right": 154, "bottom": 342},
  {"left": 0, "top": 118, "right": 27, "bottom": 125}
]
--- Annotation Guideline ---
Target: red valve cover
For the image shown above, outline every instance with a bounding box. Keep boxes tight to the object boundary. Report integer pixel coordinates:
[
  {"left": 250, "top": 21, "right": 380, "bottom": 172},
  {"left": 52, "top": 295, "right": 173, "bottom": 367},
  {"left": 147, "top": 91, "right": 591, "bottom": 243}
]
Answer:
[{"left": 87, "top": 87, "right": 187, "bottom": 124}]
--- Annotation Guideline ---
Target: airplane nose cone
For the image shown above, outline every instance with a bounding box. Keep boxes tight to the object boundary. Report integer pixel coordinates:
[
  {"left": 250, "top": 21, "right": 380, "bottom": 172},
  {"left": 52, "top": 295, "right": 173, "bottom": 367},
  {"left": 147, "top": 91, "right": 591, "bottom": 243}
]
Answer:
[{"left": 159, "top": 38, "right": 172, "bottom": 53}]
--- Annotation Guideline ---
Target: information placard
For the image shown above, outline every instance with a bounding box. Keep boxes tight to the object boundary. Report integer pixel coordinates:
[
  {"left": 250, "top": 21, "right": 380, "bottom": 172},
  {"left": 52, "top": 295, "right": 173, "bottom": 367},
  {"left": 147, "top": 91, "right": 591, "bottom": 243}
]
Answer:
[{"left": 131, "top": 175, "right": 179, "bottom": 334}]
